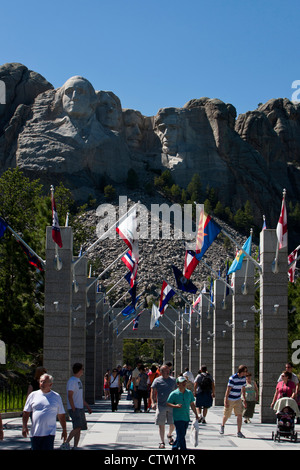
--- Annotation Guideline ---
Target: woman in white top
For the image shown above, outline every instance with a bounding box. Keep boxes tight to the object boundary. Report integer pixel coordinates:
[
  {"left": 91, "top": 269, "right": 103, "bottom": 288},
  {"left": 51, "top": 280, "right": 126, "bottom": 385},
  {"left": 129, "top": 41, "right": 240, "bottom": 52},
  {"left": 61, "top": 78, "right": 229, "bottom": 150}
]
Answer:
[{"left": 109, "top": 368, "right": 121, "bottom": 411}]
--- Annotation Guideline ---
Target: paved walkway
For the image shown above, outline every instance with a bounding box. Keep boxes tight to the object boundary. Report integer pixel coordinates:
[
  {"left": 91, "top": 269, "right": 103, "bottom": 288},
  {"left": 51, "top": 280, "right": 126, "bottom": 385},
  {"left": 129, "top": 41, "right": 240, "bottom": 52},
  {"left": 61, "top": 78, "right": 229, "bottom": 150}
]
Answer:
[{"left": 1, "top": 394, "right": 299, "bottom": 452}]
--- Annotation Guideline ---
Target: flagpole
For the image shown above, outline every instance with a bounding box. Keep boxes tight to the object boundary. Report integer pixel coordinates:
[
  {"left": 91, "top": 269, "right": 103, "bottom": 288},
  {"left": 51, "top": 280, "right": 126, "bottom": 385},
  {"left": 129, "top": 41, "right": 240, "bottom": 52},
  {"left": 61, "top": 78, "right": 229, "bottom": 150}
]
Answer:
[
  {"left": 114, "top": 301, "right": 145, "bottom": 331},
  {"left": 85, "top": 248, "right": 129, "bottom": 293},
  {"left": 112, "top": 289, "right": 146, "bottom": 323},
  {"left": 103, "top": 291, "right": 130, "bottom": 319},
  {"left": 5, "top": 224, "right": 46, "bottom": 266},
  {"left": 116, "top": 308, "right": 146, "bottom": 337},
  {"left": 163, "top": 279, "right": 203, "bottom": 315},
  {"left": 272, "top": 189, "right": 286, "bottom": 274},
  {"left": 241, "top": 229, "right": 252, "bottom": 295},
  {"left": 199, "top": 259, "right": 233, "bottom": 292},
  {"left": 73, "top": 201, "right": 140, "bottom": 269},
  {"left": 106, "top": 272, "right": 132, "bottom": 295},
  {"left": 191, "top": 201, "right": 261, "bottom": 272},
  {"left": 220, "top": 227, "right": 261, "bottom": 272}
]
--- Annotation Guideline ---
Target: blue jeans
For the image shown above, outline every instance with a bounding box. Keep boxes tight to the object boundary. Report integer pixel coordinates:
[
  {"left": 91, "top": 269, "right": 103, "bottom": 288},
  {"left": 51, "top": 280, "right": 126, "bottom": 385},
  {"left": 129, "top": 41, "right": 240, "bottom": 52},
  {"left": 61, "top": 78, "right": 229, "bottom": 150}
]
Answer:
[
  {"left": 31, "top": 435, "right": 55, "bottom": 450},
  {"left": 173, "top": 420, "right": 189, "bottom": 450}
]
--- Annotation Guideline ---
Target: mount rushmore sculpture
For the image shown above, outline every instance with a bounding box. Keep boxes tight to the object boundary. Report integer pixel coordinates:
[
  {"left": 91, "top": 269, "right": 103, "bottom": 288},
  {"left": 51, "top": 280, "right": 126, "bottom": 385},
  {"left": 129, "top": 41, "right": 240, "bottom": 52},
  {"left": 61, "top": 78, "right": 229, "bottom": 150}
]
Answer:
[{"left": 1, "top": 63, "right": 300, "bottom": 226}]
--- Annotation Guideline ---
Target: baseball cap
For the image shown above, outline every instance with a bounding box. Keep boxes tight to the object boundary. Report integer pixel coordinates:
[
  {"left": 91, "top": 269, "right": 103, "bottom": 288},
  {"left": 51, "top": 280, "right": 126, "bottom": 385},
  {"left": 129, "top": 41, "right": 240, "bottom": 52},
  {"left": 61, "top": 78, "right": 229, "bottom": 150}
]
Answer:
[{"left": 177, "top": 376, "right": 187, "bottom": 383}]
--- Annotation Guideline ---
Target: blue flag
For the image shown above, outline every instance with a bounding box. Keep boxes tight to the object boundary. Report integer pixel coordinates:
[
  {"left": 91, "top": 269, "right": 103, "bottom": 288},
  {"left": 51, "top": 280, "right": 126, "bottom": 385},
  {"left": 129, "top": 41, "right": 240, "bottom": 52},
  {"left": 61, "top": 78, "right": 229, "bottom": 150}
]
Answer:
[
  {"left": 0, "top": 217, "right": 7, "bottom": 238},
  {"left": 172, "top": 265, "right": 198, "bottom": 294},
  {"left": 228, "top": 235, "right": 252, "bottom": 275}
]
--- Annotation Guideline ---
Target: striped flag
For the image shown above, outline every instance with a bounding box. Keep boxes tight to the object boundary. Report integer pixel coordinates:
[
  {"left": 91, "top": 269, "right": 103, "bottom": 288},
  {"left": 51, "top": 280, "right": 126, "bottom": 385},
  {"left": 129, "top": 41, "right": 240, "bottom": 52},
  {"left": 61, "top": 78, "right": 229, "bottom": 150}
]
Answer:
[
  {"left": 288, "top": 247, "right": 299, "bottom": 283},
  {"left": 51, "top": 192, "right": 63, "bottom": 248},
  {"left": 159, "top": 281, "right": 175, "bottom": 315},
  {"left": 276, "top": 191, "right": 287, "bottom": 249},
  {"left": 183, "top": 250, "right": 199, "bottom": 279}
]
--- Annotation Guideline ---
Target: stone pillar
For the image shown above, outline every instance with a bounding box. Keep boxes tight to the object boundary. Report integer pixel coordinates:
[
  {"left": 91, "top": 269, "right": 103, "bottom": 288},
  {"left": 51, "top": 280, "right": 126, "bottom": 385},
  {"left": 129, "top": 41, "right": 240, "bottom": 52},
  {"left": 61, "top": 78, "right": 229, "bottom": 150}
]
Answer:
[
  {"left": 174, "top": 320, "right": 182, "bottom": 377},
  {"left": 200, "top": 294, "right": 213, "bottom": 372},
  {"left": 85, "top": 278, "right": 97, "bottom": 404},
  {"left": 44, "top": 227, "right": 73, "bottom": 408},
  {"left": 102, "top": 304, "right": 112, "bottom": 377},
  {"left": 95, "top": 293, "right": 105, "bottom": 399},
  {"left": 231, "top": 259, "right": 255, "bottom": 374},
  {"left": 189, "top": 309, "right": 200, "bottom": 378},
  {"left": 260, "top": 229, "right": 288, "bottom": 423},
  {"left": 71, "top": 257, "right": 87, "bottom": 380},
  {"left": 181, "top": 313, "right": 189, "bottom": 374},
  {"left": 213, "top": 279, "right": 233, "bottom": 405}
]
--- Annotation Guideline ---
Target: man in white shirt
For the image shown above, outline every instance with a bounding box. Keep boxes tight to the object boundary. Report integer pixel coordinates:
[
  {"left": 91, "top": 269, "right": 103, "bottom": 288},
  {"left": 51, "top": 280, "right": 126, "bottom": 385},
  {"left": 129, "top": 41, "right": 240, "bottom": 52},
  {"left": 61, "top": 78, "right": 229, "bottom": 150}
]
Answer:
[
  {"left": 22, "top": 373, "right": 67, "bottom": 450},
  {"left": 64, "top": 363, "right": 92, "bottom": 449}
]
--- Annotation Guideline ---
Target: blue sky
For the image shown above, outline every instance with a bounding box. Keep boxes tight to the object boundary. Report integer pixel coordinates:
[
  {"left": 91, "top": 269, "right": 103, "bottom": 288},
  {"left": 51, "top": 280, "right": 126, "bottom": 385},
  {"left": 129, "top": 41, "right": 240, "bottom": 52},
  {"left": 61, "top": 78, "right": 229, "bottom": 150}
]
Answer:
[{"left": 1, "top": 0, "right": 299, "bottom": 117}]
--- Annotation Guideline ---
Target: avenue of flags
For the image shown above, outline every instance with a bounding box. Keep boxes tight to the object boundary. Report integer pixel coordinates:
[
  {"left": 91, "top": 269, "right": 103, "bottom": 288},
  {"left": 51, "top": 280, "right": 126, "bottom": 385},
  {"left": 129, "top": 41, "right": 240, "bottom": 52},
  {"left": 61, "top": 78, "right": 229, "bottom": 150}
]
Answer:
[{"left": 0, "top": 184, "right": 299, "bottom": 332}]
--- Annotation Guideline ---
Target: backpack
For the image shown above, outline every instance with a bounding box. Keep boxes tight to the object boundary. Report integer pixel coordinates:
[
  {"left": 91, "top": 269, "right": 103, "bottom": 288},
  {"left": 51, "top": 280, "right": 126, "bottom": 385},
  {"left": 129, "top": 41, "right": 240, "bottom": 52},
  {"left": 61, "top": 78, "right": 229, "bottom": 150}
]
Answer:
[{"left": 198, "top": 373, "right": 212, "bottom": 391}]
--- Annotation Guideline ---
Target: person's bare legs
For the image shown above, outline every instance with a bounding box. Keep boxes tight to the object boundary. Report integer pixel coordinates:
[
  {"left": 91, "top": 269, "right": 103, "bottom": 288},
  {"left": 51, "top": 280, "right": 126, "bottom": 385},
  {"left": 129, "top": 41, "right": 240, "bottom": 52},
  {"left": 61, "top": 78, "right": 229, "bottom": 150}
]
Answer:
[{"left": 66, "top": 427, "right": 81, "bottom": 447}]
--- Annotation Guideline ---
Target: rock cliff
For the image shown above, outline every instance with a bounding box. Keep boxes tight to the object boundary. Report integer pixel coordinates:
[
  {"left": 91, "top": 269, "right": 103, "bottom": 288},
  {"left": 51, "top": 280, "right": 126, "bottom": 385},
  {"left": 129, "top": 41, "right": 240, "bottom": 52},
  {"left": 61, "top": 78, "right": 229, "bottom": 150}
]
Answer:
[{"left": 1, "top": 62, "right": 300, "bottom": 230}]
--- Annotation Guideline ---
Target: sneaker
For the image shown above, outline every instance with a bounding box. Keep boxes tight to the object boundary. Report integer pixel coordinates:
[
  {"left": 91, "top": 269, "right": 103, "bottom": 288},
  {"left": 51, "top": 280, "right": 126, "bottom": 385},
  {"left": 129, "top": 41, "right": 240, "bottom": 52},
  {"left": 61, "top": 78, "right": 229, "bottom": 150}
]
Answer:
[
  {"left": 60, "top": 442, "right": 70, "bottom": 450},
  {"left": 237, "top": 431, "right": 245, "bottom": 438},
  {"left": 202, "top": 418, "right": 206, "bottom": 424},
  {"left": 219, "top": 425, "right": 224, "bottom": 434}
]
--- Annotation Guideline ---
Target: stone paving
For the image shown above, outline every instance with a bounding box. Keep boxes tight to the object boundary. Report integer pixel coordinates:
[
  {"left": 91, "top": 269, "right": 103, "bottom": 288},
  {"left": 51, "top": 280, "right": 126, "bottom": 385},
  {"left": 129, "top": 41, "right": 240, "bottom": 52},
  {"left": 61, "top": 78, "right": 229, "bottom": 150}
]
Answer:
[{"left": 1, "top": 394, "right": 300, "bottom": 452}]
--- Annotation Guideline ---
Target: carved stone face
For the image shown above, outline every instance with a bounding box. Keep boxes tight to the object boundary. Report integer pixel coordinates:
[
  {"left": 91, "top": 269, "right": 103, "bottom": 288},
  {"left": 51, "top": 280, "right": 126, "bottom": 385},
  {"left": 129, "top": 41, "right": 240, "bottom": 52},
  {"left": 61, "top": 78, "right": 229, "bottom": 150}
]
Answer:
[
  {"left": 123, "top": 109, "right": 144, "bottom": 150},
  {"left": 61, "top": 76, "right": 96, "bottom": 119},
  {"left": 97, "top": 91, "right": 123, "bottom": 132},
  {"left": 154, "top": 110, "right": 180, "bottom": 155}
]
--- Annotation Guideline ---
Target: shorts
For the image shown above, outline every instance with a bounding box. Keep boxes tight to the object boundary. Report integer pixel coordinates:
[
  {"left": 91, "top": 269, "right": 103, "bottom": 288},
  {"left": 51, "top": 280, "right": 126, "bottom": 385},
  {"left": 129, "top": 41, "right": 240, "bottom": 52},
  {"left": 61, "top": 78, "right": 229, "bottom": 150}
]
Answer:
[
  {"left": 223, "top": 399, "right": 243, "bottom": 419},
  {"left": 68, "top": 408, "right": 87, "bottom": 430},
  {"left": 155, "top": 406, "right": 174, "bottom": 426}
]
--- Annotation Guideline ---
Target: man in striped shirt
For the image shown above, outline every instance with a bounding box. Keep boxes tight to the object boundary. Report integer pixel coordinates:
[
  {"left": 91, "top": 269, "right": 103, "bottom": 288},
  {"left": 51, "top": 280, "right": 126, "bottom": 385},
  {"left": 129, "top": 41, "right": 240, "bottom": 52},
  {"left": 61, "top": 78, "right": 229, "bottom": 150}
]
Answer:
[{"left": 219, "top": 365, "right": 248, "bottom": 438}]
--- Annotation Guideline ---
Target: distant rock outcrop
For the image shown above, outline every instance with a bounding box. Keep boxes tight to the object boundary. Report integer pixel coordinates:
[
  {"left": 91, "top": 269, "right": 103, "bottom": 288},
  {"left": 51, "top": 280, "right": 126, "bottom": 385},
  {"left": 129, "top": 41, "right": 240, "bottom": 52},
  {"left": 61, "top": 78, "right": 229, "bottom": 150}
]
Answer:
[{"left": 1, "top": 62, "right": 300, "bottom": 229}]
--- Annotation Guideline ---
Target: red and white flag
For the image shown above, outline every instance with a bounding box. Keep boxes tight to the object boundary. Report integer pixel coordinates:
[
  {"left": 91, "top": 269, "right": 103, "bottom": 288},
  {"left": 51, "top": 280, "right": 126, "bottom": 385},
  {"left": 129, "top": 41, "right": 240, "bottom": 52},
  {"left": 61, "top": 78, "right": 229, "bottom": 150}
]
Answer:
[
  {"left": 116, "top": 209, "right": 139, "bottom": 263},
  {"left": 51, "top": 192, "right": 63, "bottom": 248},
  {"left": 276, "top": 191, "right": 287, "bottom": 249},
  {"left": 288, "top": 247, "right": 299, "bottom": 283}
]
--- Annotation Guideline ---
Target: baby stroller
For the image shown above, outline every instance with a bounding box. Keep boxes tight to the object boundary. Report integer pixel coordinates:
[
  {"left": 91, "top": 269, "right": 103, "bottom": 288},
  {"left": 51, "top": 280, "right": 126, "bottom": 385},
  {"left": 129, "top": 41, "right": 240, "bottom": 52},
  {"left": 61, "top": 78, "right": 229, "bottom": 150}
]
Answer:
[{"left": 272, "top": 397, "right": 299, "bottom": 442}]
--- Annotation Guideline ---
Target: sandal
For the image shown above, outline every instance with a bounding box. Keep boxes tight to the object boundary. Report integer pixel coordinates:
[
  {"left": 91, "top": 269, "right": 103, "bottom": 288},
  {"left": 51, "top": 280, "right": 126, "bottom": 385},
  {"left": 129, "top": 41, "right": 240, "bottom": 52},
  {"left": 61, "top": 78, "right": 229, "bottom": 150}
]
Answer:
[
  {"left": 167, "top": 434, "right": 174, "bottom": 445},
  {"left": 159, "top": 443, "right": 165, "bottom": 449}
]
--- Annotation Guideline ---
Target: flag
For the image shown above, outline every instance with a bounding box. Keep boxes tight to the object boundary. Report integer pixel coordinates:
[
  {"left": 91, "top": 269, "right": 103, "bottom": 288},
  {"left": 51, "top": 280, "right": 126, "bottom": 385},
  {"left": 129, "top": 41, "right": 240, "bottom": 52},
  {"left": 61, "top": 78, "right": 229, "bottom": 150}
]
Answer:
[
  {"left": 133, "top": 312, "right": 141, "bottom": 330},
  {"left": 116, "top": 209, "right": 139, "bottom": 262},
  {"left": 0, "top": 217, "right": 7, "bottom": 239},
  {"left": 209, "top": 278, "right": 214, "bottom": 303},
  {"left": 195, "top": 211, "right": 221, "bottom": 261},
  {"left": 193, "top": 293, "right": 202, "bottom": 311},
  {"left": 128, "top": 284, "right": 137, "bottom": 307},
  {"left": 172, "top": 265, "right": 198, "bottom": 294},
  {"left": 121, "top": 303, "right": 136, "bottom": 317},
  {"left": 17, "top": 240, "right": 44, "bottom": 272},
  {"left": 225, "top": 259, "right": 230, "bottom": 296},
  {"left": 121, "top": 250, "right": 138, "bottom": 287},
  {"left": 121, "top": 250, "right": 135, "bottom": 271},
  {"left": 150, "top": 303, "right": 161, "bottom": 329},
  {"left": 288, "top": 247, "right": 299, "bottom": 283},
  {"left": 183, "top": 250, "right": 199, "bottom": 279},
  {"left": 228, "top": 235, "right": 252, "bottom": 275},
  {"left": 257, "top": 216, "right": 266, "bottom": 262},
  {"left": 51, "top": 193, "right": 63, "bottom": 248},
  {"left": 276, "top": 192, "right": 287, "bottom": 249},
  {"left": 159, "top": 281, "right": 175, "bottom": 315}
]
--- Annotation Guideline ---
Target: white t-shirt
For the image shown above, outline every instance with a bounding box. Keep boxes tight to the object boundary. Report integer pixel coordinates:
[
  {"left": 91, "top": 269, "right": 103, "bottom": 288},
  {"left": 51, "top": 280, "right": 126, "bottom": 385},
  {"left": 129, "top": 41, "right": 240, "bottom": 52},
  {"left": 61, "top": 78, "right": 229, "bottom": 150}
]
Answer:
[
  {"left": 24, "top": 389, "right": 65, "bottom": 437},
  {"left": 67, "top": 376, "right": 84, "bottom": 409}
]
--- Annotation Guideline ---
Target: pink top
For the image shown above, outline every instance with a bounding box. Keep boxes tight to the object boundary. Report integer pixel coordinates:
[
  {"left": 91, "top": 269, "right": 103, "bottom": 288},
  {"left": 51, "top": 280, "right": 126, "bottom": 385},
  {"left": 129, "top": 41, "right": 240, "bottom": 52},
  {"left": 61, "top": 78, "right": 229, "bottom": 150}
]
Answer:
[{"left": 276, "top": 380, "right": 296, "bottom": 399}]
